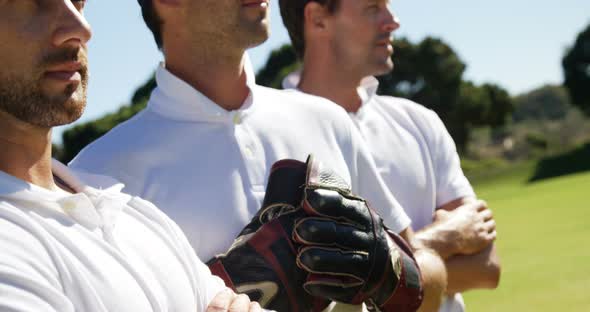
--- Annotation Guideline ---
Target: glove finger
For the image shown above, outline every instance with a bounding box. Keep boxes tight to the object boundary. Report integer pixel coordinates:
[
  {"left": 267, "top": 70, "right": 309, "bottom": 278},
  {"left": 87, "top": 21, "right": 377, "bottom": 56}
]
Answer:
[
  {"left": 241, "top": 160, "right": 307, "bottom": 236},
  {"left": 304, "top": 274, "right": 362, "bottom": 303},
  {"left": 297, "top": 246, "right": 368, "bottom": 282},
  {"left": 304, "top": 188, "right": 371, "bottom": 227},
  {"left": 261, "top": 159, "right": 307, "bottom": 210},
  {"left": 294, "top": 217, "right": 371, "bottom": 251}
]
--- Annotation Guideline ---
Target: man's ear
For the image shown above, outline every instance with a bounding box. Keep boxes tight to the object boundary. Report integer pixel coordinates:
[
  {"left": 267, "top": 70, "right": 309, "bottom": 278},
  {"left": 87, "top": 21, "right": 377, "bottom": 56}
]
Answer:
[{"left": 304, "top": 2, "right": 332, "bottom": 35}]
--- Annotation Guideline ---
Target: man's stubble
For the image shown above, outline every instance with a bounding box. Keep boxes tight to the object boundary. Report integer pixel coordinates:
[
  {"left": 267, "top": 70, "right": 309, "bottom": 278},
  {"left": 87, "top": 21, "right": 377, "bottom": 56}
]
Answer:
[{"left": 0, "top": 49, "right": 89, "bottom": 128}]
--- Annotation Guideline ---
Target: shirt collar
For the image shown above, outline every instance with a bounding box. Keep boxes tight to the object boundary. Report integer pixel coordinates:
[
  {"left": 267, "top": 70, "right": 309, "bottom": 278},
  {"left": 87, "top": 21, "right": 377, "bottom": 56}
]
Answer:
[
  {"left": 282, "top": 70, "right": 380, "bottom": 119},
  {"left": 148, "top": 53, "right": 258, "bottom": 123},
  {"left": 0, "top": 160, "right": 129, "bottom": 231},
  {"left": 282, "top": 69, "right": 380, "bottom": 107}
]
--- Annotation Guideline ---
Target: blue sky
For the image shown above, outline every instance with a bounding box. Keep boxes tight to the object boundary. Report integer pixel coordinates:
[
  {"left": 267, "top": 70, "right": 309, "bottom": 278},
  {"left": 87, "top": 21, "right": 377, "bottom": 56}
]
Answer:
[{"left": 53, "top": 0, "right": 590, "bottom": 142}]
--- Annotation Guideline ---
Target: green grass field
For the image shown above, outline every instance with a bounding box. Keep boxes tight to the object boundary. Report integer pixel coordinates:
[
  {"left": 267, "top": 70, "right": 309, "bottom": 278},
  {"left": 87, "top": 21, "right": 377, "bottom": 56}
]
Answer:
[{"left": 463, "top": 163, "right": 590, "bottom": 311}]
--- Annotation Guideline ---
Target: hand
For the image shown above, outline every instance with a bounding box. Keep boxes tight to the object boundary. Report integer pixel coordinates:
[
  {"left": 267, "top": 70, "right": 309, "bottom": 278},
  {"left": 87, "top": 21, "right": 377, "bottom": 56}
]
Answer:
[
  {"left": 207, "top": 159, "right": 330, "bottom": 312},
  {"left": 293, "top": 156, "right": 423, "bottom": 311},
  {"left": 209, "top": 155, "right": 423, "bottom": 312},
  {"left": 433, "top": 200, "right": 496, "bottom": 255},
  {"left": 206, "top": 289, "right": 263, "bottom": 312}
]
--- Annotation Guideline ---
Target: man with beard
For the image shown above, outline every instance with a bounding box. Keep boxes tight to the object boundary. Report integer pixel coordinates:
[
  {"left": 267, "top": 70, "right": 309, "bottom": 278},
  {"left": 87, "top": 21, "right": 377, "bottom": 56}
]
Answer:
[
  {"left": 0, "top": 1, "right": 262, "bottom": 310},
  {"left": 278, "top": 0, "right": 501, "bottom": 311},
  {"left": 70, "top": 0, "right": 445, "bottom": 311}
]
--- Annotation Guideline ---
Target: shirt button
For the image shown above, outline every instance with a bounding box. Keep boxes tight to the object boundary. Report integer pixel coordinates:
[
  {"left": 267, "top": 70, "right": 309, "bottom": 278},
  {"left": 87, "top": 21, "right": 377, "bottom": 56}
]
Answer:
[
  {"left": 233, "top": 114, "right": 241, "bottom": 124},
  {"left": 244, "top": 146, "right": 254, "bottom": 158},
  {"left": 62, "top": 200, "right": 76, "bottom": 212}
]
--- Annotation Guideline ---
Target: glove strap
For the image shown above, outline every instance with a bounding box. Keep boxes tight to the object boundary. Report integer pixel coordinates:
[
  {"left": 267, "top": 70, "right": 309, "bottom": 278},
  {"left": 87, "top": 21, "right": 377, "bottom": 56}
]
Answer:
[
  {"left": 376, "top": 231, "right": 424, "bottom": 312},
  {"left": 208, "top": 259, "right": 236, "bottom": 290}
]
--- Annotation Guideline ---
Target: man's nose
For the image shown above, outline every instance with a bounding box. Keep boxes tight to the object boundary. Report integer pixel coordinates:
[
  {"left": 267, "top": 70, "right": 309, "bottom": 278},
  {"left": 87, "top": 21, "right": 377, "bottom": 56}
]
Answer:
[
  {"left": 52, "top": 2, "right": 92, "bottom": 48},
  {"left": 382, "top": 9, "right": 400, "bottom": 33}
]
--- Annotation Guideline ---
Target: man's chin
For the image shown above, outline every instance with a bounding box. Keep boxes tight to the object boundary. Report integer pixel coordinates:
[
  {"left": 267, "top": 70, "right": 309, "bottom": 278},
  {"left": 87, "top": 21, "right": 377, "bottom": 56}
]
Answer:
[
  {"left": 32, "top": 93, "right": 87, "bottom": 127},
  {"left": 52, "top": 98, "right": 86, "bottom": 126},
  {"left": 244, "top": 26, "right": 270, "bottom": 48},
  {"left": 371, "top": 61, "right": 394, "bottom": 77},
  {"left": 0, "top": 75, "right": 87, "bottom": 128}
]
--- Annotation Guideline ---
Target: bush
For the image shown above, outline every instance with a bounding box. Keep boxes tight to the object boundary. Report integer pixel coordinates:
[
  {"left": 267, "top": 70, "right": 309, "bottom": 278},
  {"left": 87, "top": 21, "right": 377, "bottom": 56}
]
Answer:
[{"left": 530, "top": 142, "right": 590, "bottom": 181}]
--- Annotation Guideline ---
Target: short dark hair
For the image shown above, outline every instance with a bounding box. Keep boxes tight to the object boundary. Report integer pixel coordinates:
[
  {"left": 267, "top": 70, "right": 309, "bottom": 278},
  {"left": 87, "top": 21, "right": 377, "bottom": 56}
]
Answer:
[
  {"left": 137, "top": 0, "right": 163, "bottom": 49},
  {"left": 279, "top": 0, "right": 340, "bottom": 58}
]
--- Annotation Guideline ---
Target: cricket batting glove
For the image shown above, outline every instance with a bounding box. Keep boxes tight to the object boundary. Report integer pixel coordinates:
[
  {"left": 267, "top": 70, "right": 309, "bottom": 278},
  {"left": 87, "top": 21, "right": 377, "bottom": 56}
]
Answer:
[
  {"left": 294, "top": 155, "right": 424, "bottom": 311},
  {"left": 209, "top": 155, "right": 423, "bottom": 311},
  {"left": 207, "top": 159, "right": 330, "bottom": 312}
]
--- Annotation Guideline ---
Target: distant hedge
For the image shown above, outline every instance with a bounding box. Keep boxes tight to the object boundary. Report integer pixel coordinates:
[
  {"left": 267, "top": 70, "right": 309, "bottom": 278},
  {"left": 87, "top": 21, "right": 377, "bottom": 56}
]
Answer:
[{"left": 530, "top": 142, "right": 590, "bottom": 182}]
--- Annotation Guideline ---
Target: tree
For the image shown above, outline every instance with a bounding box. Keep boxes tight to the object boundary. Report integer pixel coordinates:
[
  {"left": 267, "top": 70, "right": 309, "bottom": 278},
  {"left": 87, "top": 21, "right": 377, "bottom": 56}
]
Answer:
[
  {"left": 256, "top": 44, "right": 299, "bottom": 89},
  {"left": 482, "top": 83, "right": 514, "bottom": 127},
  {"left": 513, "top": 85, "right": 572, "bottom": 122},
  {"left": 378, "top": 37, "right": 466, "bottom": 124},
  {"left": 448, "top": 82, "right": 513, "bottom": 149},
  {"left": 378, "top": 37, "right": 513, "bottom": 151},
  {"left": 563, "top": 23, "right": 590, "bottom": 115}
]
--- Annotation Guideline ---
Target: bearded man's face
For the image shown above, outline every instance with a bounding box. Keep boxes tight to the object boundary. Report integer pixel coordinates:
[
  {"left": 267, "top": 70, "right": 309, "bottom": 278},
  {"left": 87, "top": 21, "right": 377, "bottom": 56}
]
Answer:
[{"left": 0, "top": 0, "right": 92, "bottom": 128}]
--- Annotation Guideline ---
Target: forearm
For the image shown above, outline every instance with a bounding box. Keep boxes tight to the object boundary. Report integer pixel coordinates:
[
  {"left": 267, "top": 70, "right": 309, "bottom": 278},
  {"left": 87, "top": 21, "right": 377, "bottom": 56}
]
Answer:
[
  {"left": 399, "top": 228, "right": 447, "bottom": 312},
  {"left": 414, "top": 248, "right": 447, "bottom": 312},
  {"left": 416, "top": 197, "right": 492, "bottom": 259},
  {"left": 445, "top": 244, "right": 501, "bottom": 294},
  {"left": 414, "top": 223, "right": 459, "bottom": 259}
]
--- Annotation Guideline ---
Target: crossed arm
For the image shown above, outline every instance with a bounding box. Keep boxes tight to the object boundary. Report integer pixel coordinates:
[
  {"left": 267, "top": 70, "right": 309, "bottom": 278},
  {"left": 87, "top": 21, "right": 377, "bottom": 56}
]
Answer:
[
  {"left": 398, "top": 197, "right": 500, "bottom": 312},
  {"left": 415, "top": 197, "right": 501, "bottom": 294}
]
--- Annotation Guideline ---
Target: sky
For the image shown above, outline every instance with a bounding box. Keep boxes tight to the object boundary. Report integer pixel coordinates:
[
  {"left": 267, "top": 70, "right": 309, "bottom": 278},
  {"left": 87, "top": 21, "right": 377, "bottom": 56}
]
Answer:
[{"left": 53, "top": 0, "right": 590, "bottom": 142}]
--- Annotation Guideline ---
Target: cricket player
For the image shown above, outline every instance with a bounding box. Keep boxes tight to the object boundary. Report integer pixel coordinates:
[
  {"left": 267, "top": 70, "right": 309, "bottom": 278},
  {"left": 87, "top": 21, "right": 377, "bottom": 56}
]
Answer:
[
  {"left": 278, "top": 0, "right": 501, "bottom": 311},
  {"left": 0, "top": 1, "right": 261, "bottom": 310},
  {"left": 70, "top": 0, "right": 443, "bottom": 310}
]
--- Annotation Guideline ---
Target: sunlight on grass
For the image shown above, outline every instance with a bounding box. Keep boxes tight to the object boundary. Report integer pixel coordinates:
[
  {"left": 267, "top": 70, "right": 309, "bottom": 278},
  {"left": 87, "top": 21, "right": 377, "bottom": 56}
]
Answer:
[{"left": 463, "top": 169, "right": 590, "bottom": 311}]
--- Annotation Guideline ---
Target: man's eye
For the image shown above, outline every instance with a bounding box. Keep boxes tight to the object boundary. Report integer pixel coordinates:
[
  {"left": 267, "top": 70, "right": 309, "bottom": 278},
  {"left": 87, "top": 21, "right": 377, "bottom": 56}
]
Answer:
[{"left": 366, "top": 2, "right": 379, "bottom": 10}]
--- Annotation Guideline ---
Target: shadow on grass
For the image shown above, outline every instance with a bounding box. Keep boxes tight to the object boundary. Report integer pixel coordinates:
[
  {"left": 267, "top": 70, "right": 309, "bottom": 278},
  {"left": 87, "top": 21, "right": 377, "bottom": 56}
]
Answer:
[{"left": 529, "top": 142, "right": 590, "bottom": 182}]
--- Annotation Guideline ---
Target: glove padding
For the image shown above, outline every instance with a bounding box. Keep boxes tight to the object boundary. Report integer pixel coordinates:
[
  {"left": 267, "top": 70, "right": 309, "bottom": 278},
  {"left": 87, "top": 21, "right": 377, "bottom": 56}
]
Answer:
[
  {"left": 208, "top": 155, "right": 423, "bottom": 311},
  {"left": 293, "top": 156, "right": 423, "bottom": 311},
  {"left": 207, "top": 159, "right": 330, "bottom": 312}
]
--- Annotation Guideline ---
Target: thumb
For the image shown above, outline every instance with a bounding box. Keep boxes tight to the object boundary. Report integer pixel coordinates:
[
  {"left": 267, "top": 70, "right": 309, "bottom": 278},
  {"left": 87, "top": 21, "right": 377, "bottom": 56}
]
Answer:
[
  {"left": 434, "top": 209, "right": 449, "bottom": 221},
  {"left": 206, "top": 288, "right": 234, "bottom": 312}
]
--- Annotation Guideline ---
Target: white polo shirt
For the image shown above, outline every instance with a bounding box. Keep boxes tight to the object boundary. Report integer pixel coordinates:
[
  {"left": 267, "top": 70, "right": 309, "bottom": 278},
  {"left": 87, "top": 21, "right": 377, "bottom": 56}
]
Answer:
[
  {"left": 283, "top": 73, "right": 475, "bottom": 312},
  {"left": 70, "top": 60, "right": 410, "bottom": 262},
  {"left": 283, "top": 73, "right": 475, "bottom": 230},
  {"left": 0, "top": 161, "right": 226, "bottom": 312}
]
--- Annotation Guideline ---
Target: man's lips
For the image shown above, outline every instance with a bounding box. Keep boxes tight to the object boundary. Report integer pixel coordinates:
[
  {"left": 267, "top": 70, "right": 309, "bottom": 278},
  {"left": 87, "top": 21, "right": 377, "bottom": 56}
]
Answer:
[
  {"left": 376, "top": 36, "right": 392, "bottom": 46},
  {"left": 44, "top": 62, "right": 83, "bottom": 82}
]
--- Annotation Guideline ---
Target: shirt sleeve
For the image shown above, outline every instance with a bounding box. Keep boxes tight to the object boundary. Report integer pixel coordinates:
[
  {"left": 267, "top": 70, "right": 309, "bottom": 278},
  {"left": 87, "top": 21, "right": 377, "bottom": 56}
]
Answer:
[
  {"left": 346, "top": 120, "right": 411, "bottom": 233},
  {"left": 130, "top": 197, "right": 228, "bottom": 311},
  {"left": 0, "top": 217, "right": 74, "bottom": 312},
  {"left": 170, "top": 221, "right": 229, "bottom": 310},
  {"left": 0, "top": 265, "right": 74, "bottom": 312},
  {"left": 424, "top": 110, "right": 476, "bottom": 207}
]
